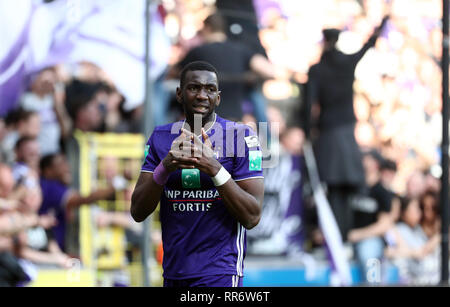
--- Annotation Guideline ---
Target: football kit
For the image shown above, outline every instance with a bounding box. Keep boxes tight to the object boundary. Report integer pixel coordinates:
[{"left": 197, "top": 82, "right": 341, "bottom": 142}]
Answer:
[{"left": 141, "top": 115, "right": 263, "bottom": 284}]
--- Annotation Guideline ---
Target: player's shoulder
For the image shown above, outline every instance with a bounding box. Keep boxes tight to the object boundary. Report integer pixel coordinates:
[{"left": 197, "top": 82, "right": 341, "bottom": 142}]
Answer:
[
  {"left": 216, "top": 115, "right": 256, "bottom": 135},
  {"left": 151, "top": 121, "right": 183, "bottom": 136}
]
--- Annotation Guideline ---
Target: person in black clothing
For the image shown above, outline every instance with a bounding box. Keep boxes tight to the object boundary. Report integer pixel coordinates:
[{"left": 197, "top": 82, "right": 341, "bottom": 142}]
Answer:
[
  {"left": 170, "top": 13, "right": 281, "bottom": 122},
  {"left": 303, "top": 16, "right": 389, "bottom": 241},
  {"left": 347, "top": 149, "right": 399, "bottom": 283}
]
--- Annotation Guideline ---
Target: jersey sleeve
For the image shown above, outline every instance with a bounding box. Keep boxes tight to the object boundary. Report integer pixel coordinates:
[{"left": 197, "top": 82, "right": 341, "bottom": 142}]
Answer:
[
  {"left": 232, "top": 125, "right": 264, "bottom": 181},
  {"left": 141, "top": 131, "right": 161, "bottom": 173}
]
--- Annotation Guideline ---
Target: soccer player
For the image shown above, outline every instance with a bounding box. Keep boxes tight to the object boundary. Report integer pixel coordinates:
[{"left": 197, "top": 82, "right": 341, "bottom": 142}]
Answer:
[{"left": 131, "top": 61, "right": 264, "bottom": 287}]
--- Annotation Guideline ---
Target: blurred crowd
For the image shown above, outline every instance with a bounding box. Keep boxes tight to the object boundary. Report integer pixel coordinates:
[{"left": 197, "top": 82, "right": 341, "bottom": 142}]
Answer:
[
  {"left": 0, "top": 0, "right": 447, "bottom": 286},
  {"left": 0, "top": 64, "right": 144, "bottom": 286}
]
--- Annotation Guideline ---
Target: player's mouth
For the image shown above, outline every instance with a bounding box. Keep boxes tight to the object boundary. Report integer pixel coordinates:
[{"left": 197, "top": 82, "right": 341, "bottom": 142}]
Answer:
[{"left": 192, "top": 105, "right": 209, "bottom": 114}]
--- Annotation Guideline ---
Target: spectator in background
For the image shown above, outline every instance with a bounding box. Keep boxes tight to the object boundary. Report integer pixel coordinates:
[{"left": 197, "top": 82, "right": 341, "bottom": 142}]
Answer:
[
  {"left": 10, "top": 137, "right": 42, "bottom": 214},
  {"left": 379, "top": 159, "right": 397, "bottom": 194},
  {"left": 247, "top": 106, "right": 304, "bottom": 257},
  {"left": 0, "top": 163, "right": 17, "bottom": 211},
  {"left": 39, "top": 153, "right": 117, "bottom": 253},
  {"left": 13, "top": 180, "right": 71, "bottom": 269},
  {"left": 171, "top": 13, "right": 283, "bottom": 122},
  {"left": 379, "top": 158, "right": 401, "bottom": 220},
  {"left": 12, "top": 136, "right": 41, "bottom": 183},
  {"left": 384, "top": 196, "right": 440, "bottom": 284},
  {"left": 419, "top": 190, "right": 440, "bottom": 239},
  {"left": 0, "top": 162, "right": 60, "bottom": 286},
  {"left": 423, "top": 170, "right": 440, "bottom": 194},
  {"left": 405, "top": 170, "right": 427, "bottom": 199},
  {"left": 1, "top": 109, "right": 40, "bottom": 165},
  {"left": 304, "top": 15, "right": 389, "bottom": 241},
  {"left": 63, "top": 79, "right": 105, "bottom": 190},
  {"left": 347, "top": 149, "right": 398, "bottom": 284},
  {"left": 20, "top": 67, "right": 71, "bottom": 156},
  {"left": 62, "top": 79, "right": 109, "bottom": 257},
  {"left": 64, "top": 79, "right": 105, "bottom": 135}
]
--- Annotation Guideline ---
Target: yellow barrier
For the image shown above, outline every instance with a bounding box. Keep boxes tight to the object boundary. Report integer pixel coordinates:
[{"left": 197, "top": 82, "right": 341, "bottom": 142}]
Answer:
[
  {"left": 28, "top": 269, "right": 96, "bottom": 287},
  {"left": 74, "top": 132, "right": 146, "bottom": 273}
]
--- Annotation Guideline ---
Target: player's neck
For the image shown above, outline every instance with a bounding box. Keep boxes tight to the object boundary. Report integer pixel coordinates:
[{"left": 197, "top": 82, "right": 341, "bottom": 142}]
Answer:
[{"left": 183, "top": 113, "right": 217, "bottom": 136}]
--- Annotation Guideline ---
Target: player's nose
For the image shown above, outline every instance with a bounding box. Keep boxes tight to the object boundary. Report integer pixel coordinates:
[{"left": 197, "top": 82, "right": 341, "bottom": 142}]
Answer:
[{"left": 195, "top": 88, "right": 209, "bottom": 99}]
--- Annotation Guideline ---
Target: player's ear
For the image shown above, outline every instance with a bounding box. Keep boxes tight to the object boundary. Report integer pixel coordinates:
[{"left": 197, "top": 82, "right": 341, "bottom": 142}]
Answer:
[
  {"left": 176, "top": 87, "right": 183, "bottom": 104},
  {"left": 215, "top": 92, "right": 221, "bottom": 107}
]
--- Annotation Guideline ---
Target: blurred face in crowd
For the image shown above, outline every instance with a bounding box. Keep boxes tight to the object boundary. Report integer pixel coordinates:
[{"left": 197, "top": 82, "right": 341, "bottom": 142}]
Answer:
[
  {"left": 0, "top": 164, "right": 14, "bottom": 198},
  {"left": 402, "top": 198, "right": 422, "bottom": 228},
  {"left": 424, "top": 173, "right": 440, "bottom": 193},
  {"left": 362, "top": 154, "right": 379, "bottom": 177},
  {"left": 267, "top": 106, "right": 286, "bottom": 135},
  {"left": 18, "top": 185, "right": 42, "bottom": 214},
  {"left": 100, "top": 156, "right": 119, "bottom": 182},
  {"left": 18, "top": 113, "right": 40, "bottom": 138},
  {"left": 45, "top": 154, "right": 72, "bottom": 185},
  {"left": 31, "top": 68, "right": 57, "bottom": 97},
  {"left": 406, "top": 171, "right": 426, "bottom": 198},
  {"left": 380, "top": 168, "right": 396, "bottom": 187},
  {"left": 421, "top": 193, "right": 438, "bottom": 224},
  {"left": 15, "top": 139, "right": 40, "bottom": 169},
  {"left": 76, "top": 98, "right": 103, "bottom": 131},
  {"left": 281, "top": 128, "right": 304, "bottom": 156}
]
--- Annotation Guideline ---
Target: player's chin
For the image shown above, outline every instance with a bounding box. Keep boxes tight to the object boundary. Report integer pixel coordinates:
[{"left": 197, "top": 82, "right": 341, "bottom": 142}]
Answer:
[{"left": 191, "top": 110, "right": 213, "bottom": 120}]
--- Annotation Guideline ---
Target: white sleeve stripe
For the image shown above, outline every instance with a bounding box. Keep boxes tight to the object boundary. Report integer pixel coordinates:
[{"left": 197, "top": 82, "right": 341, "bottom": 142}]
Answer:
[
  {"left": 234, "top": 176, "right": 264, "bottom": 182},
  {"left": 140, "top": 170, "right": 154, "bottom": 173}
]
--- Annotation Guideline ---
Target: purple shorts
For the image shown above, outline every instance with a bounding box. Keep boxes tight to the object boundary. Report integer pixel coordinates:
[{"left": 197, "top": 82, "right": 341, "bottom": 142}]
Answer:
[{"left": 164, "top": 275, "right": 243, "bottom": 287}]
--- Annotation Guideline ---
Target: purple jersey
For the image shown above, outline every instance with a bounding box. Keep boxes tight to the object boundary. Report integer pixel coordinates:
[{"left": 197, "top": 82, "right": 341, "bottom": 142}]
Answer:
[
  {"left": 39, "top": 177, "right": 73, "bottom": 251},
  {"left": 141, "top": 115, "right": 263, "bottom": 279}
]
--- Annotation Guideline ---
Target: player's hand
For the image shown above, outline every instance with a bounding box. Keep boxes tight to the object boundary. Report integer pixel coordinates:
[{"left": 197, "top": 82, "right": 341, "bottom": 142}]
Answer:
[
  {"left": 182, "top": 128, "right": 222, "bottom": 177},
  {"left": 162, "top": 130, "right": 199, "bottom": 172}
]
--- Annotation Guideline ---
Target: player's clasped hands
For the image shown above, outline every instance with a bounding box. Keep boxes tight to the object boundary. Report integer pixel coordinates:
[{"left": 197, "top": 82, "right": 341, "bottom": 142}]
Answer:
[{"left": 162, "top": 128, "right": 221, "bottom": 176}]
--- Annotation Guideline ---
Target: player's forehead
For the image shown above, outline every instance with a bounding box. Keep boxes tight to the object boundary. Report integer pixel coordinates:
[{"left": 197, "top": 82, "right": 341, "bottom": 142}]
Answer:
[{"left": 184, "top": 70, "right": 218, "bottom": 86}]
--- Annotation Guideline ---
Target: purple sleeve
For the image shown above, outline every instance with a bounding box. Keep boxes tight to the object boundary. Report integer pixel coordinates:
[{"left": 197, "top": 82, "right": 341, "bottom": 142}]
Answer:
[
  {"left": 39, "top": 179, "right": 71, "bottom": 213},
  {"left": 232, "top": 125, "right": 264, "bottom": 181},
  {"left": 141, "top": 132, "right": 161, "bottom": 173}
]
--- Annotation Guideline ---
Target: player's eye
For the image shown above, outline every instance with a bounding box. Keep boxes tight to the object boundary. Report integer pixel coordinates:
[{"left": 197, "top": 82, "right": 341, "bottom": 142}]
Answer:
[
  {"left": 187, "top": 85, "right": 201, "bottom": 93},
  {"left": 206, "top": 86, "right": 218, "bottom": 93}
]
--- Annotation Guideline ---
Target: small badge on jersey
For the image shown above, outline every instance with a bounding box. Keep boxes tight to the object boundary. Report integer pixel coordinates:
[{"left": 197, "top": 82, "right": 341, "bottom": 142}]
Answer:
[
  {"left": 249, "top": 151, "right": 262, "bottom": 171},
  {"left": 244, "top": 135, "right": 260, "bottom": 148},
  {"left": 181, "top": 168, "right": 201, "bottom": 189},
  {"left": 144, "top": 145, "right": 149, "bottom": 159}
]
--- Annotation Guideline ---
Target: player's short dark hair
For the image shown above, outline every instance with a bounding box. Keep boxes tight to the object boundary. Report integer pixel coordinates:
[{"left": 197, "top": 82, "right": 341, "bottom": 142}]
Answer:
[{"left": 179, "top": 61, "right": 219, "bottom": 89}]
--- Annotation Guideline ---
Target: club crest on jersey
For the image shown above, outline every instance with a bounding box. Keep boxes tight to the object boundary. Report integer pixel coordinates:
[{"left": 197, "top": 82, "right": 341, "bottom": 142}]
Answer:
[
  {"left": 182, "top": 168, "right": 201, "bottom": 189},
  {"left": 144, "top": 145, "right": 149, "bottom": 159},
  {"left": 249, "top": 150, "right": 262, "bottom": 171},
  {"left": 244, "top": 135, "right": 260, "bottom": 148}
]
